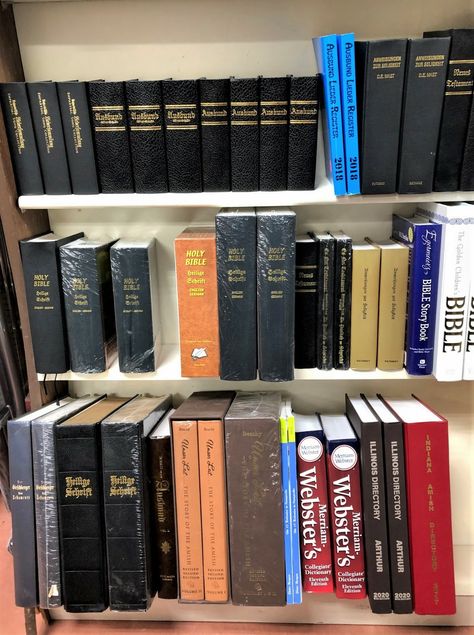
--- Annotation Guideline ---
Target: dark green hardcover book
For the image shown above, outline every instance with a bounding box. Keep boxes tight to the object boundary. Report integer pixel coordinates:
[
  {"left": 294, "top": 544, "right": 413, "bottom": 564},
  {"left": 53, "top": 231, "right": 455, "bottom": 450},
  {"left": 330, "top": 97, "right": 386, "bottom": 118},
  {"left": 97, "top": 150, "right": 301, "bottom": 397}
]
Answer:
[{"left": 200, "top": 78, "right": 230, "bottom": 191}]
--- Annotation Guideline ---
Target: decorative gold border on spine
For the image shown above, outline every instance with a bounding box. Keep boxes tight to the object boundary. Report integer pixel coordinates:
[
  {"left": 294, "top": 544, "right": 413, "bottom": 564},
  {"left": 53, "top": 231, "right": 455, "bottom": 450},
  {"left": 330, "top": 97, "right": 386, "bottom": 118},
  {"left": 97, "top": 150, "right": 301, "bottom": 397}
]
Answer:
[
  {"left": 92, "top": 105, "right": 123, "bottom": 110},
  {"left": 164, "top": 104, "right": 196, "bottom": 109},
  {"left": 128, "top": 105, "right": 161, "bottom": 110}
]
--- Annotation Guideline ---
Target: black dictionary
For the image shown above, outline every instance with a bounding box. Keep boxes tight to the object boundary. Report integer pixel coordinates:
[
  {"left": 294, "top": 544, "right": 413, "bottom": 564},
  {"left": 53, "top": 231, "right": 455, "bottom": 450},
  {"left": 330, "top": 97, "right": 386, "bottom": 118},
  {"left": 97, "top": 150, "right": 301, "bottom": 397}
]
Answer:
[
  {"left": 424, "top": 29, "right": 474, "bottom": 191},
  {"left": 162, "top": 79, "right": 202, "bottom": 193},
  {"left": 346, "top": 395, "right": 392, "bottom": 614},
  {"left": 57, "top": 81, "right": 99, "bottom": 194},
  {"left": 27, "top": 81, "right": 71, "bottom": 194},
  {"left": 216, "top": 208, "right": 257, "bottom": 380},
  {"left": 0, "top": 82, "right": 44, "bottom": 195},
  {"left": 230, "top": 77, "right": 259, "bottom": 191},
  {"left": 125, "top": 80, "right": 168, "bottom": 193},
  {"left": 294, "top": 236, "right": 317, "bottom": 368},
  {"left": 461, "top": 97, "right": 474, "bottom": 190},
  {"left": 88, "top": 80, "right": 134, "bottom": 193},
  {"left": 200, "top": 78, "right": 230, "bottom": 191},
  {"left": 259, "top": 77, "right": 289, "bottom": 191},
  {"left": 312, "top": 232, "right": 335, "bottom": 370},
  {"left": 101, "top": 395, "right": 172, "bottom": 611},
  {"left": 110, "top": 239, "right": 159, "bottom": 373},
  {"left": 257, "top": 209, "right": 295, "bottom": 381},
  {"left": 356, "top": 39, "right": 408, "bottom": 194},
  {"left": 20, "top": 232, "right": 84, "bottom": 375},
  {"left": 60, "top": 238, "right": 117, "bottom": 373},
  {"left": 287, "top": 75, "right": 320, "bottom": 190},
  {"left": 397, "top": 38, "right": 450, "bottom": 194},
  {"left": 332, "top": 231, "right": 352, "bottom": 370}
]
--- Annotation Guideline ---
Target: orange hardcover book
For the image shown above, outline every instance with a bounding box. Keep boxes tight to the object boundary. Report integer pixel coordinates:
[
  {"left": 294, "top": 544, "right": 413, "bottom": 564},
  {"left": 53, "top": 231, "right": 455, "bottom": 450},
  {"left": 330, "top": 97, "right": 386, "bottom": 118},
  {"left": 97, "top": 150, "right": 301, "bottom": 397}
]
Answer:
[
  {"left": 198, "top": 419, "right": 229, "bottom": 602},
  {"left": 174, "top": 227, "right": 219, "bottom": 377},
  {"left": 172, "top": 420, "right": 204, "bottom": 601}
]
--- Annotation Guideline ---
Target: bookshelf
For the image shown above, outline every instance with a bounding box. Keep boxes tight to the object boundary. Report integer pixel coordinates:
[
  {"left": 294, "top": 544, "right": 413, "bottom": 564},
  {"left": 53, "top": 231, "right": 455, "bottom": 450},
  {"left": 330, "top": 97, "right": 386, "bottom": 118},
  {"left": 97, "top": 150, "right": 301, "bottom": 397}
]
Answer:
[{"left": 3, "top": 0, "right": 474, "bottom": 629}]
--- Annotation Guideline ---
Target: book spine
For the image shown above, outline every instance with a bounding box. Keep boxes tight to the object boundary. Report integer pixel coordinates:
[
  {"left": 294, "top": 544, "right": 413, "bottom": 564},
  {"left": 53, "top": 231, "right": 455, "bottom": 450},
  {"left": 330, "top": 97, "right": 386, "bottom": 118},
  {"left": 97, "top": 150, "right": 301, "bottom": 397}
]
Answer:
[
  {"left": 257, "top": 212, "right": 296, "bottom": 381},
  {"left": 172, "top": 420, "right": 204, "bottom": 601},
  {"left": 229, "top": 78, "right": 259, "bottom": 191},
  {"left": 358, "top": 39, "right": 407, "bottom": 194},
  {"left": 27, "top": 82, "right": 71, "bottom": 194},
  {"left": 198, "top": 420, "right": 229, "bottom": 602},
  {"left": 148, "top": 436, "right": 178, "bottom": 599},
  {"left": 463, "top": 224, "right": 474, "bottom": 378},
  {"left": 279, "top": 410, "right": 293, "bottom": 603},
  {"left": 216, "top": 212, "right": 257, "bottom": 380},
  {"left": 32, "top": 421, "right": 62, "bottom": 608},
  {"left": 397, "top": 38, "right": 450, "bottom": 194},
  {"left": 382, "top": 420, "right": 413, "bottom": 614},
  {"left": 88, "top": 81, "right": 134, "bottom": 193},
  {"left": 8, "top": 419, "right": 38, "bottom": 607},
  {"left": 162, "top": 80, "right": 202, "bottom": 193},
  {"left": 377, "top": 246, "right": 409, "bottom": 370},
  {"left": 287, "top": 75, "right": 319, "bottom": 190},
  {"left": 296, "top": 428, "right": 333, "bottom": 593},
  {"left": 174, "top": 232, "right": 219, "bottom": 377},
  {"left": 461, "top": 96, "right": 474, "bottom": 191},
  {"left": 259, "top": 77, "right": 289, "bottom": 191},
  {"left": 125, "top": 80, "right": 168, "bottom": 193},
  {"left": 102, "top": 421, "right": 151, "bottom": 610},
  {"left": 338, "top": 34, "right": 360, "bottom": 195},
  {"left": 0, "top": 83, "right": 44, "bottom": 195},
  {"left": 333, "top": 236, "right": 352, "bottom": 370},
  {"left": 313, "top": 36, "right": 347, "bottom": 195},
  {"left": 110, "top": 244, "right": 157, "bottom": 373},
  {"left": 200, "top": 79, "right": 230, "bottom": 192},
  {"left": 326, "top": 440, "right": 366, "bottom": 599},
  {"left": 287, "top": 412, "right": 302, "bottom": 604},
  {"left": 350, "top": 248, "right": 381, "bottom": 370},
  {"left": 294, "top": 240, "right": 317, "bottom": 368},
  {"left": 315, "top": 235, "right": 335, "bottom": 370},
  {"left": 57, "top": 81, "right": 99, "bottom": 194},
  {"left": 404, "top": 420, "right": 456, "bottom": 614},
  {"left": 56, "top": 424, "right": 107, "bottom": 612},
  {"left": 359, "top": 422, "right": 392, "bottom": 613}
]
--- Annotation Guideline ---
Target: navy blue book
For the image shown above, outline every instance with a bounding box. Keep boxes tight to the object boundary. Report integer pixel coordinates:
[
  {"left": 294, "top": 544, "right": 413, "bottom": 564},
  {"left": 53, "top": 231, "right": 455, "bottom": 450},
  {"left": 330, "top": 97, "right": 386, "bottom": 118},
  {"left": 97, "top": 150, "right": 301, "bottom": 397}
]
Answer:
[{"left": 392, "top": 215, "right": 442, "bottom": 375}]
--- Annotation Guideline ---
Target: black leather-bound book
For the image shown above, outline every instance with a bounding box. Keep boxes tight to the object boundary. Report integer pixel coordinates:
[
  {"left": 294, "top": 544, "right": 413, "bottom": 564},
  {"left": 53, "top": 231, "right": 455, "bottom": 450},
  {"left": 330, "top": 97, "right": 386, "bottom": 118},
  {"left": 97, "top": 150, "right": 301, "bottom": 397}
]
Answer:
[
  {"left": 216, "top": 208, "right": 257, "bottom": 380},
  {"left": 101, "top": 395, "right": 172, "bottom": 611},
  {"left": 88, "top": 80, "right": 134, "bottom": 193},
  {"left": 60, "top": 238, "right": 117, "bottom": 373},
  {"left": 294, "top": 236, "right": 317, "bottom": 368},
  {"left": 397, "top": 38, "right": 450, "bottom": 194},
  {"left": 162, "top": 79, "right": 202, "bottom": 193},
  {"left": 125, "top": 80, "right": 168, "bottom": 193},
  {"left": 20, "top": 231, "right": 84, "bottom": 375},
  {"left": 57, "top": 81, "right": 99, "bottom": 194},
  {"left": 356, "top": 39, "right": 407, "bottom": 194},
  {"left": 200, "top": 78, "right": 230, "bottom": 191},
  {"left": 461, "top": 97, "right": 474, "bottom": 190},
  {"left": 287, "top": 76, "right": 320, "bottom": 190},
  {"left": 110, "top": 239, "right": 159, "bottom": 373},
  {"left": 332, "top": 231, "right": 352, "bottom": 370},
  {"left": 0, "top": 83, "right": 44, "bottom": 195},
  {"left": 424, "top": 29, "right": 474, "bottom": 191},
  {"left": 230, "top": 78, "right": 259, "bottom": 191},
  {"left": 27, "top": 81, "right": 71, "bottom": 194},
  {"left": 312, "top": 232, "right": 335, "bottom": 370},
  {"left": 257, "top": 209, "right": 295, "bottom": 381},
  {"left": 259, "top": 77, "right": 289, "bottom": 191}
]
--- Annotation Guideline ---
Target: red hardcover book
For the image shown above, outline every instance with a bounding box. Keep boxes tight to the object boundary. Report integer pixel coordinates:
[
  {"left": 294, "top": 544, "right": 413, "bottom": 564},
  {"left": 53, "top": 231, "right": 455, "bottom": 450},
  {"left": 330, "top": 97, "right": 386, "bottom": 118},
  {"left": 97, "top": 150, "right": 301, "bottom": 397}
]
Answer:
[
  {"left": 382, "top": 396, "right": 456, "bottom": 615},
  {"left": 320, "top": 414, "right": 366, "bottom": 600},
  {"left": 295, "top": 413, "right": 333, "bottom": 593}
]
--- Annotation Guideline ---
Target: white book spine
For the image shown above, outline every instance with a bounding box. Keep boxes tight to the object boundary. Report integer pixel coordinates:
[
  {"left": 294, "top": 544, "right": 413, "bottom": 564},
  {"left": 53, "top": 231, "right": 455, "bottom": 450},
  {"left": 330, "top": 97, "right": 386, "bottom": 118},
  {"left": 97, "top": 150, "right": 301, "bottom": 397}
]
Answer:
[{"left": 463, "top": 223, "right": 474, "bottom": 380}]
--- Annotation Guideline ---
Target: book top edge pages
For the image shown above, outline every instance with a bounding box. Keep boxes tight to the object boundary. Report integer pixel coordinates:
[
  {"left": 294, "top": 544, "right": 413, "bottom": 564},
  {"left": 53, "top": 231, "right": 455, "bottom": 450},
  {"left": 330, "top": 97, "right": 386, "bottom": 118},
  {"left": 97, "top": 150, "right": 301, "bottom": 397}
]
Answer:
[
  {"left": 149, "top": 408, "right": 175, "bottom": 439},
  {"left": 172, "top": 391, "right": 235, "bottom": 420},
  {"left": 319, "top": 414, "right": 357, "bottom": 441},
  {"left": 62, "top": 396, "right": 128, "bottom": 425},
  {"left": 102, "top": 394, "right": 171, "bottom": 424},
  {"left": 9, "top": 397, "right": 72, "bottom": 423},
  {"left": 364, "top": 395, "right": 398, "bottom": 423},
  {"left": 347, "top": 395, "right": 378, "bottom": 423},
  {"left": 294, "top": 412, "right": 322, "bottom": 433},
  {"left": 382, "top": 396, "right": 444, "bottom": 424},
  {"left": 225, "top": 391, "right": 281, "bottom": 421}
]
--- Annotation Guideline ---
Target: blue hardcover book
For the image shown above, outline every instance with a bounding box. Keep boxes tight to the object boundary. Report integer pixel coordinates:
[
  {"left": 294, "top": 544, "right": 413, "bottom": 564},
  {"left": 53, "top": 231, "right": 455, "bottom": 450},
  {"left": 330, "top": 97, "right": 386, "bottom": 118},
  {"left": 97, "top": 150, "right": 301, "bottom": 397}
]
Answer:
[
  {"left": 313, "top": 35, "right": 347, "bottom": 196},
  {"left": 337, "top": 33, "right": 360, "bottom": 195},
  {"left": 392, "top": 215, "right": 442, "bottom": 375},
  {"left": 286, "top": 401, "right": 302, "bottom": 604},
  {"left": 279, "top": 404, "right": 293, "bottom": 603}
]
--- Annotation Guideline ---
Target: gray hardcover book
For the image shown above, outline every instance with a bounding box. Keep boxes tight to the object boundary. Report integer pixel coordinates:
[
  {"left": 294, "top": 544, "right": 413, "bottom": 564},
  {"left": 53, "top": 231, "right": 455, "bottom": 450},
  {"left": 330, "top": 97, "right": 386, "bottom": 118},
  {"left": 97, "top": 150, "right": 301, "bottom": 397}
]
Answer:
[{"left": 31, "top": 395, "right": 101, "bottom": 608}]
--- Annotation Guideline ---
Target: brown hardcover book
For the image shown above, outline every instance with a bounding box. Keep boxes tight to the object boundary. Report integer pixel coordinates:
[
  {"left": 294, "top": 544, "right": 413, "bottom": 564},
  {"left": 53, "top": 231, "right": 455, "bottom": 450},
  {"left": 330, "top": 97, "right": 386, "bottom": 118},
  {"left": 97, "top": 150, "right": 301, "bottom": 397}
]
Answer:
[
  {"left": 350, "top": 242, "right": 381, "bottom": 370},
  {"left": 174, "top": 227, "right": 219, "bottom": 377},
  {"left": 198, "top": 419, "right": 229, "bottom": 603},
  {"left": 224, "top": 391, "right": 286, "bottom": 606},
  {"left": 373, "top": 240, "right": 409, "bottom": 370}
]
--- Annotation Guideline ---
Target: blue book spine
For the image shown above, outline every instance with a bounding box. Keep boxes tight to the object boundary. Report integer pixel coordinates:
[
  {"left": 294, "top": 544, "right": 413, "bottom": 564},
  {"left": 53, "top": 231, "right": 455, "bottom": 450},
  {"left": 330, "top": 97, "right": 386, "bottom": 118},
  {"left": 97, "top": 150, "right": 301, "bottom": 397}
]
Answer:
[
  {"left": 313, "top": 35, "right": 347, "bottom": 196},
  {"left": 392, "top": 216, "right": 442, "bottom": 374},
  {"left": 279, "top": 413, "right": 293, "bottom": 603},
  {"left": 287, "top": 412, "right": 302, "bottom": 603},
  {"left": 337, "top": 33, "right": 360, "bottom": 195}
]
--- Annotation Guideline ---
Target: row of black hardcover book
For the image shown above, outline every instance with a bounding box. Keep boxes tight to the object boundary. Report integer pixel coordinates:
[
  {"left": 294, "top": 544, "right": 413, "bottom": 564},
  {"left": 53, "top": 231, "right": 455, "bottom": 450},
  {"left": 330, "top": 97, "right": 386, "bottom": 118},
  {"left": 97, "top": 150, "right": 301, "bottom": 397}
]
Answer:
[{"left": 0, "top": 76, "right": 319, "bottom": 196}]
